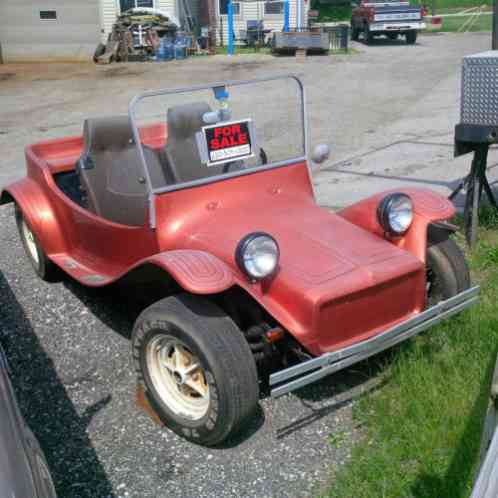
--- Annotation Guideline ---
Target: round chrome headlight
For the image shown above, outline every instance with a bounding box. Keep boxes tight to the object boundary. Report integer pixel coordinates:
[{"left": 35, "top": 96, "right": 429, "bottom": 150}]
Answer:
[
  {"left": 235, "top": 232, "right": 280, "bottom": 281},
  {"left": 377, "top": 193, "right": 414, "bottom": 235}
]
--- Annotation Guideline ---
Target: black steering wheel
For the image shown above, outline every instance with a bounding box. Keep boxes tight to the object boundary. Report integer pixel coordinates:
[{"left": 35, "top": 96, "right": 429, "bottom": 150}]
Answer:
[{"left": 222, "top": 148, "right": 268, "bottom": 174}]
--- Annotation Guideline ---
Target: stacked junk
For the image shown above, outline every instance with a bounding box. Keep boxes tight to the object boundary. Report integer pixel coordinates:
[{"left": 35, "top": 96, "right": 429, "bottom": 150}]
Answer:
[{"left": 94, "top": 7, "right": 201, "bottom": 64}]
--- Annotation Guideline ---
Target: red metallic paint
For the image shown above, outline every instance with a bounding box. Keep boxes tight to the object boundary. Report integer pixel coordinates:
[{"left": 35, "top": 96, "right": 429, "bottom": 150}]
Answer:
[
  {"left": 0, "top": 129, "right": 455, "bottom": 356},
  {"left": 338, "top": 188, "right": 455, "bottom": 264}
]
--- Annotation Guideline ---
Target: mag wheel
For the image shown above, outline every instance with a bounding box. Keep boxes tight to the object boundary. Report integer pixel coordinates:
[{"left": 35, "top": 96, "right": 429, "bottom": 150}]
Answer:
[
  {"left": 132, "top": 294, "right": 259, "bottom": 446},
  {"left": 426, "top": 236, "right": 470, "bottom": 307},
  {"left": 145, "top": 337, "right": 210, "bottom": 421},
  {"left": 15, "top": 206, "right": 58, "bottom": 281}
]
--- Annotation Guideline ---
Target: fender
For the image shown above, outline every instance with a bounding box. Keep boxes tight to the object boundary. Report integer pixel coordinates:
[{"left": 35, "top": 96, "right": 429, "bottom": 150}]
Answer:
[
  {"left": 338, "top": 187, "right": 455, "bottom": 264},
  {"left": 0, "top": 179, "right": 68, "bottom": 255},
  {"left": 142, "top": 250, "right": 234, "bottom": 295}
]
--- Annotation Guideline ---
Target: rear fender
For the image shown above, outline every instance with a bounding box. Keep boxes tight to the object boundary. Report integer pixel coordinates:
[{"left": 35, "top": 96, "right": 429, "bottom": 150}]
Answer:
[
  {"left": 338, "top": 188, "right": 455, "bottom": 264},
  {"left": 0, "top": 179, "right": 67, "bottom": 255},
  {"left": 142, "top": 250, "right": 234, "bottom": 295}
]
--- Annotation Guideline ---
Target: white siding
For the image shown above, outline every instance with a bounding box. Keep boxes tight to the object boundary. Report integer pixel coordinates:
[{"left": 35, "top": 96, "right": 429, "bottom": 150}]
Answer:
[
  {"left": 0, "top": 0, "right": 101, "bottom": 61},
  {"left": 100, "top": 0, "right": 180, "bottom": 42},
  {"left": 217, "top": 0, "right": 309, "bottom": 45},
  {"left": 100, "top": 0, "right": 119, "bottom": 42},
  {"left": 157, "top": 0, "right": 178, "bottom": 18}
]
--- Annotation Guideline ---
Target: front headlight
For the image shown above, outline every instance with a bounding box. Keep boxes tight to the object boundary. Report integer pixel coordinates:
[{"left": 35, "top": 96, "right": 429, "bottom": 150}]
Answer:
[
  {"left": 235, "top": 232, "right": 280, "bottom": 281},
  {"left": 377, "top": 193, "right": 414, "bottom": 235}
]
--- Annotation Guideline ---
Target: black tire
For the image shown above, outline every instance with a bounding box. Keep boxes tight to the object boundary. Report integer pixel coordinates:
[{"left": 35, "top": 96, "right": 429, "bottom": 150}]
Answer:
[
  {"left": 364, "top": 25, "right": 373, "bottom": 44},
  {"left": 93, "top": 43, "right": 106, "bottom": 63},
  {"left": 426, "top": 235, "right": 470, "bottom": 307},
  {"left": 387, "top": 32, "right": 398, "bottom": 40},
  {"left": 351, "top": 22, "right": 360, "bottom": 41},
  {"left": 406, "top": 31, "right": 417, "bottom": 44},
  {"left": 15, "top": 206, "right": 58, "bottom": 282},
  {"left": 132, "top": 294, "right": 259, "bottom": 446}
]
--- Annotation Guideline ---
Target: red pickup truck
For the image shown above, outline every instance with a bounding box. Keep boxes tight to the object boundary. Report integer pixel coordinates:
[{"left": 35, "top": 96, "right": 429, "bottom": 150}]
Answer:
[{"left": 351, "top": 1, "right": 427, "bottom": 45}]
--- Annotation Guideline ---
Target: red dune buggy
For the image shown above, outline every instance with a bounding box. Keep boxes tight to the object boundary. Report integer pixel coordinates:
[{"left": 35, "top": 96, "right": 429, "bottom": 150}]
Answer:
[{"left": 1, "top": 76, "right": 479, "bottom": 445}]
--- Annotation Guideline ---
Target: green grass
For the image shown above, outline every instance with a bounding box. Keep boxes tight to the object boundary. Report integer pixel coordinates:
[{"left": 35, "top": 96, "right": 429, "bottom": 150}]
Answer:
[
  {"left": 434, "top": 13, "right": 492, "bottom": 32},
  {"left": 314, "top": 3, "right": 352, "bottom": 22},
  {"left": 214, "top": 46, "right": 272, "bottom": 55},
  {"left": 323, "top": 211, "right": 498, "bottom": 498},
  {"left": 312, "top": 0, "right": 492, "bottom": 22},
  {"left": 428, "top": 0, "right": 491, "bottom": 8},
  {"left": 213, "top": 45, "right": 357, "bottom": 56}
]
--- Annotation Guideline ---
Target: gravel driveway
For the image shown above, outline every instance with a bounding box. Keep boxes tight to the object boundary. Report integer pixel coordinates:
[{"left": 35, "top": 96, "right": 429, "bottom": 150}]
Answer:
[
  {"left": 0, "top": 32, "right": 495, "bottom": 498},
  {"left": 0, "top": 203, "right": 364, "bottom": 498}
]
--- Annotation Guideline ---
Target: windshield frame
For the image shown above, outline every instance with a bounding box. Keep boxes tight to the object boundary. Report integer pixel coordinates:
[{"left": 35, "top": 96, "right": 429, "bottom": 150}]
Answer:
[{"left": 128, "top": 74, "right": 309, "bottom": 228}]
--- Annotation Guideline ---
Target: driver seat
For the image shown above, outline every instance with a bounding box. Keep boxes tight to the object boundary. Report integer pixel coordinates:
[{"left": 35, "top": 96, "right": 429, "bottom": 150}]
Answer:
[
  {"left": 164, "top": 102, "right": 225, "bottom": 183},
  {"left": 77, "top": 116, "right": 166, "bottom": 226}
]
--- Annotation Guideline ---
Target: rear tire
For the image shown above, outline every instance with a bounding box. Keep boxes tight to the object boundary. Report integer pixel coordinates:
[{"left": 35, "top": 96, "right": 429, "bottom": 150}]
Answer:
[
  {"left": 406, "top": 30, "right": 417, "bottom": 44},
  {"left": 426, "top": 236, "right": 470, "bottom": 307},
  {"left": 132, "top": 294, "right": 259, "bottom": 446},
  {"left": 351, "top": 23, "right": 360, "bottom": 41},
  {"left": 364, "top": 25, "right": 373, "bottom": 44},
  {"left": 15, "top": 206, "right": 58, "bottom": 282}
]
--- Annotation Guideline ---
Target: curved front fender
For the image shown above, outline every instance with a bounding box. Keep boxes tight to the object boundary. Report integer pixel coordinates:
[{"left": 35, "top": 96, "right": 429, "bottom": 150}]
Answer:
[
  {"left": 145, "top": 250, "right": 234, "bottom": 295},
  {"left": 1, "top": 179, "right": 68, "bottom": 255},
  {"left": 338, "top": 188, "right": 455, "bottom": 264}
]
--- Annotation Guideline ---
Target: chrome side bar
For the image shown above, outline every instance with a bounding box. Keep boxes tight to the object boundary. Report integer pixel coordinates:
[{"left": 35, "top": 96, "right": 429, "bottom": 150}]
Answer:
[{"left": 270, "top": 286, "right": 480, "bottom": 397}]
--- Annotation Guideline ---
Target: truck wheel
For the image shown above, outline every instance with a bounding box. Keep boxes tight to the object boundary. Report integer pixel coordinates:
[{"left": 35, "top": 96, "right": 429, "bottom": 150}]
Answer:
[
  {"left": 132, "top": 294, "right": 259, "bottom": 446},
  {"left": 15, "top": 206, "right": 58, "bottom": 282},
  {"left": 426, "top": 236, "right": 470, "bottom": 307},
  {"left": 406, "top": 31, "right": 417, "bottom": 44},
  {"left": 351, "top": 23, "right": 360, "bottom": 41},
  {"left": 363, "top": 25, "right": 373, "bottom": 44}
]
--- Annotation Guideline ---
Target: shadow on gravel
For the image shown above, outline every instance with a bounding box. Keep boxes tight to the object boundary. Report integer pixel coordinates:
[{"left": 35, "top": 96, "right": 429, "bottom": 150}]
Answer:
[
  {"left": 361, "top": 37, "right": 416, "bottom": 46},
  {"left": 62, "top": 276, "right": 404, "bottom": 445},
  {"left": 275, "top": 363, "right": 388, "bottom": 440},
  {"left": 212, "top": 404, "right": 267, "bottom": 449},
  {"left": 62, "top": 278, "right": 177, "bottom": 341},
  {"left": 63, "top": 279, "right": 269, "bottom": 446},
  {"left": 0, "top": 271, "right": 116, "bottom": 498}
]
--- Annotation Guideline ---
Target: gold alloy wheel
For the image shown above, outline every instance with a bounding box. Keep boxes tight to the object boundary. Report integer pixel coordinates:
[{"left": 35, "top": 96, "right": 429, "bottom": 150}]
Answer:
[{"left": 146, "top": 336, "right": 210, "bottom": 421}]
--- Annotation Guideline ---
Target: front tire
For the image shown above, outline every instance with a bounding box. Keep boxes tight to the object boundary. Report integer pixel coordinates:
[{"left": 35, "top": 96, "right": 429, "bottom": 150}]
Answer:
[
  {"left": 15, "top": 206, "right": 58, "bottom": 281},
  {"left": 426, "top": 235, "right": 470, "bottom": 307},
  {"left": 132, "top": 294, "right": 259, "bottom": 446},
  {"left": 406, "top": 30, "right": 417, "bottom": 44}
]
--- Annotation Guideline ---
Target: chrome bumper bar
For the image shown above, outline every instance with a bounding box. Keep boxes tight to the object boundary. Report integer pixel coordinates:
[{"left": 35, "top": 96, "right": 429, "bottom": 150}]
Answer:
[{"left": 270, "top": 286, "right": 480, "bottom": 397}]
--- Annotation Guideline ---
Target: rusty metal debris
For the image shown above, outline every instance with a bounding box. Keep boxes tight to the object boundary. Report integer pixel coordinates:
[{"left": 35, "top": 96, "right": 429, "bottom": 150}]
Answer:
[{"left": 94, "top": 9, "right": 194, "bottom": 64}]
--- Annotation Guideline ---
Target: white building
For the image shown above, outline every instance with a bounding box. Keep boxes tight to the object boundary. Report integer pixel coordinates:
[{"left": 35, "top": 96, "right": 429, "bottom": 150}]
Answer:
[
  {"left": 216, "top": 0, "right": 309, "bottom": 45},
  {"left": 0, "top": 0, "right": 309, "bottom": 62}
]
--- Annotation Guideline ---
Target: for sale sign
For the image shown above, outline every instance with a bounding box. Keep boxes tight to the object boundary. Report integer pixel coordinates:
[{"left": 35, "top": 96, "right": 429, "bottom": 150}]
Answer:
[{"left": 203, "top": 119, "right": 254, "bottom": 166}]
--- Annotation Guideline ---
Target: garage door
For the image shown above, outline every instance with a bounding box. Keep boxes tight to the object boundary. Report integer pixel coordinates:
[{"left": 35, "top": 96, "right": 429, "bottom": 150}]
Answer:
[{"left": 0, "top": 0, "right": 101, "bottom": 62}]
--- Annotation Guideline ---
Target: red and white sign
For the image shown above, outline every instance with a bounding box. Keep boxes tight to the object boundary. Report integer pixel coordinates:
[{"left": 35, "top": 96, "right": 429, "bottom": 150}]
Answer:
[{"left": 203, "top": 119, "right": 254, "bottom": 166}]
